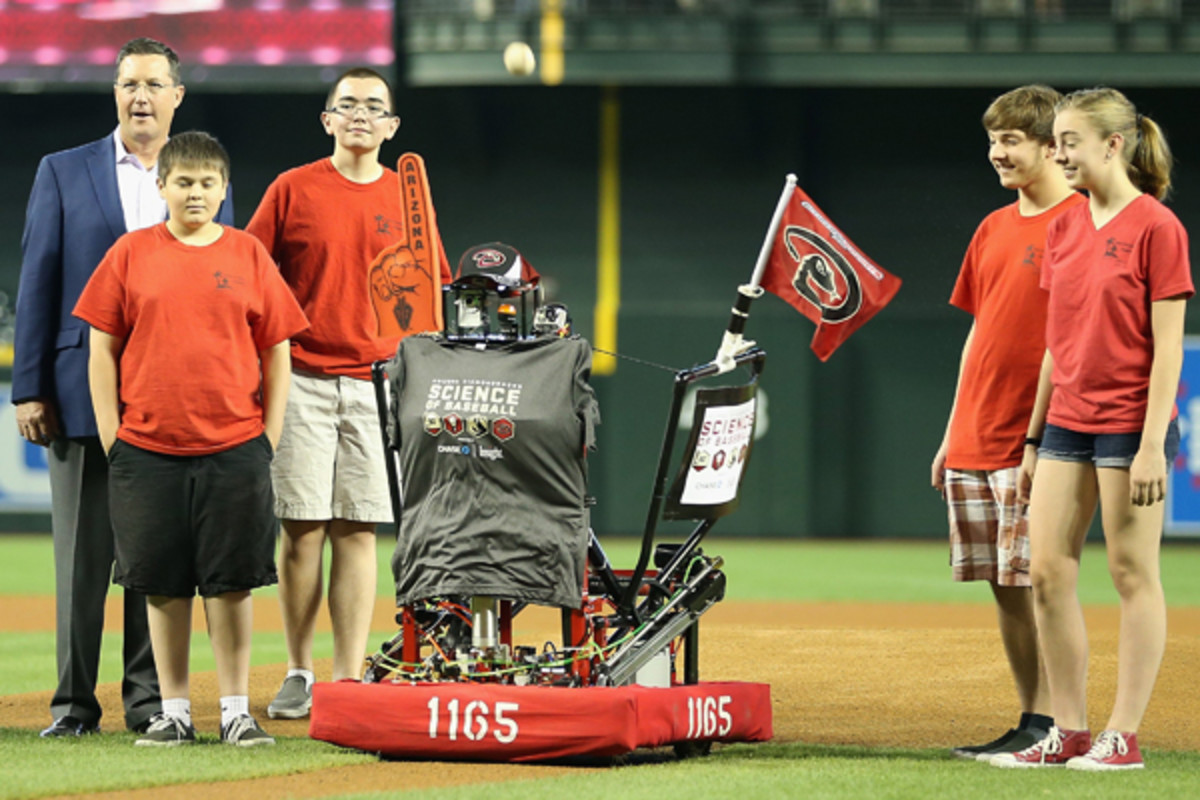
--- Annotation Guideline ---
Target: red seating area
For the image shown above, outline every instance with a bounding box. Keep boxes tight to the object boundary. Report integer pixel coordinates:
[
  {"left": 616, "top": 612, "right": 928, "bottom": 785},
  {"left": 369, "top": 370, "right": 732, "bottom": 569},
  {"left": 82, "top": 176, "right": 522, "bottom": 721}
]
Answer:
[{"left": 0, "top": 3, "right": 392, "bottom": 66}]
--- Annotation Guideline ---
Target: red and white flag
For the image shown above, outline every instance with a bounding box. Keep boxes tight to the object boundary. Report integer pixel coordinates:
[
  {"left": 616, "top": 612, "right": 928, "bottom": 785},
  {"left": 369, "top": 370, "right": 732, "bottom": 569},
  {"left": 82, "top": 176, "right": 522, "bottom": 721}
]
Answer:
[{"left": 759, "top": 185, "right": 901, "bottom": 361}]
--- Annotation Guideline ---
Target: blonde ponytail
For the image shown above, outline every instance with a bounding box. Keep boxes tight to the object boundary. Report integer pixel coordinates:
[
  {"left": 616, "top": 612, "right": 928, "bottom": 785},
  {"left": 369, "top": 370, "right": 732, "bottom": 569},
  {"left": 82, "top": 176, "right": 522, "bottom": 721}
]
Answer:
[
  {"left": 1057, "top": 87, "right": 1173, "bottom": 200},
  {"left": 1129, "top": 113, "right": 1172, "bottom": 200}
]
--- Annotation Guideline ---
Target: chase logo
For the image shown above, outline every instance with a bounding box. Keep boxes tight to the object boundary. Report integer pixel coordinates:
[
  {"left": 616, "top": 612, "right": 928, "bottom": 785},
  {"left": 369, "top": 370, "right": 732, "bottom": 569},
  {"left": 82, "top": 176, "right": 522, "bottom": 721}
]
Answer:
[{"left": 436, "top": 442, "right": 475, "bottom": 456}]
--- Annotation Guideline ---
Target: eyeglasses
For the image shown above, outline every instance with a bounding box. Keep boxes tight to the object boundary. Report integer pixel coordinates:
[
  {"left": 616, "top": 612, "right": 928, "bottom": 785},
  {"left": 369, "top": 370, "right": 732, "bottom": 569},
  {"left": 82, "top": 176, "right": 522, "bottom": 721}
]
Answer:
[
  {"left": 326, "top": 101, "right": 394, "bottom": 120},
  {"left": 114, "top": 81, "right": 175, "bottom": 96}
]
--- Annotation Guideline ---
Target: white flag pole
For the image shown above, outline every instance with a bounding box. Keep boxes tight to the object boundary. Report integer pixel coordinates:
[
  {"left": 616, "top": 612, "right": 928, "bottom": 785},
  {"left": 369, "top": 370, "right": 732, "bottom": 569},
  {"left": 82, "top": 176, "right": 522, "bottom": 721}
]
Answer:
[
  {"left": 711, "top": 173, "right": 797, "bottom": 374},
  {"left": 748, "top": 172, "right": 798, "bottom": 291}
]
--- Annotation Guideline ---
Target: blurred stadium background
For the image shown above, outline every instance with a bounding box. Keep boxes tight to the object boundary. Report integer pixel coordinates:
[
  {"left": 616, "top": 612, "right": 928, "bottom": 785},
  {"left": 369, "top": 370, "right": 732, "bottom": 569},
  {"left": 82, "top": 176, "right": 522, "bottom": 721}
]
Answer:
[{"left": 2, "top": 0, "right": 1198, "bottom": 538}]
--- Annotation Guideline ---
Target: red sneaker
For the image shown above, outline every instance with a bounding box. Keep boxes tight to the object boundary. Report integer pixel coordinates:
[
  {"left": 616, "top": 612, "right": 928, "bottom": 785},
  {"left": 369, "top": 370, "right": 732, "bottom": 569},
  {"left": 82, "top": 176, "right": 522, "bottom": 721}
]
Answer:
[
  {"left": 1067, "top": 730, "right": 1144, "bottom": 771},
  {"left": 990, "top": 726, "right": 1091, "bottom": 768}
]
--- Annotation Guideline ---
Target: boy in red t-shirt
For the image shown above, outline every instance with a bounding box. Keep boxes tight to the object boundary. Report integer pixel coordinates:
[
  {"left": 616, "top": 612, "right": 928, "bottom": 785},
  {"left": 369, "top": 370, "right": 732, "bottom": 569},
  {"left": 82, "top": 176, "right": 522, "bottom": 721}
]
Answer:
[
  {"left": 74, "top": 131, "right": 308, "bottom": 747},
  {"left": 931, "top": 85, "right": 1084, "bottom": 761},
  {"left": 246, "top": 67, "right": 452, "bottom": 719}
]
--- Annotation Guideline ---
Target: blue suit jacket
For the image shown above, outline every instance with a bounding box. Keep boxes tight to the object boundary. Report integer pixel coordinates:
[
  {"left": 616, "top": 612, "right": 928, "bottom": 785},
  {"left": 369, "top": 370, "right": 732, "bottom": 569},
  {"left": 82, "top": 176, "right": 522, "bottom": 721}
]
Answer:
[{"left": 12, "top": 134, "right": 236, "bottom": 438}]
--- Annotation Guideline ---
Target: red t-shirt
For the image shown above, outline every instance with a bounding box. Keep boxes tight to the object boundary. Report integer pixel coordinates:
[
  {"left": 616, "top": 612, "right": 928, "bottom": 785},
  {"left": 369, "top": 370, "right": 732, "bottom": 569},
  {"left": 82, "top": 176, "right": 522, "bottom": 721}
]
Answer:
[
  {"left": 1042, "top": 194, "right": 1193, "bottom": 433},
  {"left": 73, "top": 224, "right": 309, "bottom": 455},
  {"left": 246, "top": 158, "right": 452, "bottom": 380},
  {"left": 947, "top": 194, "right": 1086, "bottom": 470}
]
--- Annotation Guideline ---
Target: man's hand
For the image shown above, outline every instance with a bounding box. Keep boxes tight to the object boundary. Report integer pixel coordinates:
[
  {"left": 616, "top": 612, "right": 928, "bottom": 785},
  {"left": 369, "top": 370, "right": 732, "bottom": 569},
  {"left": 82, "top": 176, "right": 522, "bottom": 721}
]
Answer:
[{"left": 15, "top": 400, "right": 60, "bottom": 447}]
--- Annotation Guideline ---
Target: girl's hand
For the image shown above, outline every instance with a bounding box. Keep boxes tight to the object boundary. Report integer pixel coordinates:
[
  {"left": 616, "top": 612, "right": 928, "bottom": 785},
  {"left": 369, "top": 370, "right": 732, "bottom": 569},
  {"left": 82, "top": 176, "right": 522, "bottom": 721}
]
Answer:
[{"left": 1129, "top": 447, "right": 1167, "bottom": 507}]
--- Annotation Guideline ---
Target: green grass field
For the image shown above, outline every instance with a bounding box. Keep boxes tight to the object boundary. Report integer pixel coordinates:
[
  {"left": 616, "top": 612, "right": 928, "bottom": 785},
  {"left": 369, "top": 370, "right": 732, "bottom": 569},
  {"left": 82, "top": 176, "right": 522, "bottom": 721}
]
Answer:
[
  {"left": 366, "top": 745, "right": 1200, "bottom": 800},
  {"left": 7, "top": 535, "right": 1200, "bottom": 605},
  {"left": 3, "top": 534, "right": 1199, "bottom": 799}
]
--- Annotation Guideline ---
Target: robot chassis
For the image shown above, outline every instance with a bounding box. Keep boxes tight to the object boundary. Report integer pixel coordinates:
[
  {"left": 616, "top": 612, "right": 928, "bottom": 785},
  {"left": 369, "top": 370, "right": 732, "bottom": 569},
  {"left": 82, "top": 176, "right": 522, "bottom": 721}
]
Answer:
[{"left": 362, "top": 347, "right": 766, "bottom": 700}]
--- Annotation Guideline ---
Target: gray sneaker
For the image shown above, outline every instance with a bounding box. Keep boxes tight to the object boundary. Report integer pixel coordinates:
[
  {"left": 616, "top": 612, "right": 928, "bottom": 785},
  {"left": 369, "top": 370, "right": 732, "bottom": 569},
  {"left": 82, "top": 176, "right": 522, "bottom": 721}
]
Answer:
[
  {"left": 134, "top": 713, "right": 196, "bottom": 747},
  {"left": 267, "top": 675, "right": 312, "bottom": 719},
  {"left": 221, "top": 714, "right": 276, "bottom": 747}
]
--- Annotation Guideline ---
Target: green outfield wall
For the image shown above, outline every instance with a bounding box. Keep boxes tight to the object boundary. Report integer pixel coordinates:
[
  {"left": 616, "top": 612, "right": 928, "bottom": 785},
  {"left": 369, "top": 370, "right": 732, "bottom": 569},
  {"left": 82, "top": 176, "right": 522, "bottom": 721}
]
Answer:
[{"left": 2, "top": 86, "right": 1196, "bottom": 536}]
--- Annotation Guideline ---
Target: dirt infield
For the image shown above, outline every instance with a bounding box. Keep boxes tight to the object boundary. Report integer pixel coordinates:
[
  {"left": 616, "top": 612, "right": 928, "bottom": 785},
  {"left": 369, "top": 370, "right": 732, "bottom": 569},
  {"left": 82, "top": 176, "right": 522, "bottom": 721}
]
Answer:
[{"left": 3, "top": 597, "right": 1200, "bottom": 798}]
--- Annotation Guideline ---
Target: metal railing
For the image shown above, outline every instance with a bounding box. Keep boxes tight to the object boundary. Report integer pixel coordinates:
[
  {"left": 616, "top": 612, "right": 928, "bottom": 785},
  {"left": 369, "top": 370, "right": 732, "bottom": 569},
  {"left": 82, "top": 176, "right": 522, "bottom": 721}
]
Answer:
[{"left": 403, "top": 0, "right": 1187, "bottom": 21}]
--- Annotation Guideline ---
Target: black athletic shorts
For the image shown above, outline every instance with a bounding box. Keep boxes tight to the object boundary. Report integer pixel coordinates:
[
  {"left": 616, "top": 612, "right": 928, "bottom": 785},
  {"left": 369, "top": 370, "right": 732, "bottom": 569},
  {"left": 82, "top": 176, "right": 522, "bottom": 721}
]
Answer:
[{"left": 108, "top": 434, "right": 279, "bottom": 598}]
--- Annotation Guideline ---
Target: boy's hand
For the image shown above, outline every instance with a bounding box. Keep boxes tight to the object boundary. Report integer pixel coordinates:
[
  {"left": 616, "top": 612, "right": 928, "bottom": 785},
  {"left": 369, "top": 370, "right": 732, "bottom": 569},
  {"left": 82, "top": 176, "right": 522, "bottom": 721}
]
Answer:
[
  {"left": 16, "top": 399, "right": 59, "bottom": 446},
  {"left": 1129, "top": 447, "right": 1167, "bottom": 507},
  {"left": 97, "top": 425, "right": 118, "bottom": 455},
  {"left": 1017, "top": 445, "right": 1038, "bottom": 505},
  {"left": 931, "top": 442, "right": 948, "bottom": 496}
]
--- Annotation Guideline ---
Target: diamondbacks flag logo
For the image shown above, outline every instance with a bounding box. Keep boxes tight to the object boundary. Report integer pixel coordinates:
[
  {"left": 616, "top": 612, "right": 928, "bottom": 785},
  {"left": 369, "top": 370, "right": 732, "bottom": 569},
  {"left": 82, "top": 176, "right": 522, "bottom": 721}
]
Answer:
[{"left": 760, "top": 186, "right": 901, "bottom": 361}]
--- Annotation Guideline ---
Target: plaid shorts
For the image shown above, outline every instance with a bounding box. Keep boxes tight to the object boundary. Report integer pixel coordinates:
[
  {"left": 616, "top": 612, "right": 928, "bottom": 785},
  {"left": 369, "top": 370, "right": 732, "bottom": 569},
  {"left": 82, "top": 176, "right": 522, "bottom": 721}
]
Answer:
[{"left": 944, "top": 466, "right": 1030, "bottom": 587}]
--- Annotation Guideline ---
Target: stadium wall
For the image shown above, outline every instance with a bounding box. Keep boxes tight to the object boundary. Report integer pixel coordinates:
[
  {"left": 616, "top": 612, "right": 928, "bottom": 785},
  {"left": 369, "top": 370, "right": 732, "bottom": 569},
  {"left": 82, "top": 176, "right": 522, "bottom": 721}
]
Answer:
[{"left": 1, "top": 86, "right": 1195, "bottom": 536}]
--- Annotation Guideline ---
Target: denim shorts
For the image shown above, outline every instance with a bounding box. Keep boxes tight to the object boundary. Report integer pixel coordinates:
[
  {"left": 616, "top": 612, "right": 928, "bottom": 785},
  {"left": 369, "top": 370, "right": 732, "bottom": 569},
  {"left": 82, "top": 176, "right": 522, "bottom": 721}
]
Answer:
[{"left": 1039, "top": 418, "right": 1181, "bottom": 468}]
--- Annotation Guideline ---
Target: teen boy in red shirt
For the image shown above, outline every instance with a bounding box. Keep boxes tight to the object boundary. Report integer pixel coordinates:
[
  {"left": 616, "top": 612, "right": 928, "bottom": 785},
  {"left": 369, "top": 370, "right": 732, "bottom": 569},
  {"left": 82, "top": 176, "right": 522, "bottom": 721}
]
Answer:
[
  {"left": 74, "top": 131, "right": 308, "bottom": 746},
  {"left": 932, "top": 85, "right": 1084, "bottom": 761},
  {"left": 247, "top": 67, "right": 451, "bottom": 719}
]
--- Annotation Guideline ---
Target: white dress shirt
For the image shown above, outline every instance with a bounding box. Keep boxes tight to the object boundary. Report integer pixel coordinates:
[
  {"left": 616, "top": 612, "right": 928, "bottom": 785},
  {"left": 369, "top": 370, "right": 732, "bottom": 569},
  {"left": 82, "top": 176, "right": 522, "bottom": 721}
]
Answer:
[{"left": 113, "top": 129, "right": 167, "bottom": 232}]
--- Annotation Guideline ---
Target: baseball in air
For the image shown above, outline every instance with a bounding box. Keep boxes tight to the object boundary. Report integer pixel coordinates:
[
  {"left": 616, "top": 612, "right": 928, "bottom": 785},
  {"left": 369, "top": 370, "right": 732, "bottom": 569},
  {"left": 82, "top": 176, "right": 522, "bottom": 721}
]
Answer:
[{"left": 503, "top": 41, "right": 536, "bottom": 76}]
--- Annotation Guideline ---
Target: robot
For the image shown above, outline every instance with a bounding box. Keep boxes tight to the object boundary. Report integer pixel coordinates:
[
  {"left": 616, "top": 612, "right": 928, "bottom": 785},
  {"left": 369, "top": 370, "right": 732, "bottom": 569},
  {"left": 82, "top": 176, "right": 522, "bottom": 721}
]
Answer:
[{"left": 310, "top": 243, "right": 773, "bottom": 761}]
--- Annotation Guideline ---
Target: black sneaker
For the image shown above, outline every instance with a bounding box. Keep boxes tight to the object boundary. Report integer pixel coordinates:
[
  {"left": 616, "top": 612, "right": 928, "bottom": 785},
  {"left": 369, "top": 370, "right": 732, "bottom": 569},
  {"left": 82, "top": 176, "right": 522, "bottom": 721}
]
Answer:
[
  {"left": 221, "top": 714, "right": 275, "bottom": 747},
  {"left": 951, "top": 728, "right": 1019, "bottom": 760},
  {"left": 979, "top": 728, "right": 1051, "bottom": 762},
  {"left": 134, "top": 713, "right": 196, "bottom": 747}
]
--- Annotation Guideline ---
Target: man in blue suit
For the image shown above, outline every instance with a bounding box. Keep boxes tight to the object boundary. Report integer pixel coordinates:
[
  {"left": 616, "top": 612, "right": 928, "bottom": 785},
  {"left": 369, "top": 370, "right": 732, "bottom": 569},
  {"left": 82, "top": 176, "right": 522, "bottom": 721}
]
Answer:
[{"left": 12, "top": 37, "right": 234, "bottom": 737}]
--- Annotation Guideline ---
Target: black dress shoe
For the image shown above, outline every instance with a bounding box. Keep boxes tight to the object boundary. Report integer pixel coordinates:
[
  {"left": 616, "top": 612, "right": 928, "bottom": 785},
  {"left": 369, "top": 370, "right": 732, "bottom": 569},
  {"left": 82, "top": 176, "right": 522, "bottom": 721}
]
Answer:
[{"left": 40, "top": 716, "right": 100, "bottom": 737}]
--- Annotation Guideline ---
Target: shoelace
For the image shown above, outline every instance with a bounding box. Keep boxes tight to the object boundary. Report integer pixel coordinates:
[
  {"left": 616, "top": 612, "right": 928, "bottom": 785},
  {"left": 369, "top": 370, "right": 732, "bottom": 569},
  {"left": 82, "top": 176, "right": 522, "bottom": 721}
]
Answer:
[
  {"left": 1018, "top": 727, "right": 1063, "bottom": 762},
  {"left": 224, "top": 715, "right": 257, "bottom": 741},
  {"left": 147, "top": 714, "right": 188, "bottom": 736},
  {"left": 1088, "top": 731, "right": 1128, "bottom": 759}
]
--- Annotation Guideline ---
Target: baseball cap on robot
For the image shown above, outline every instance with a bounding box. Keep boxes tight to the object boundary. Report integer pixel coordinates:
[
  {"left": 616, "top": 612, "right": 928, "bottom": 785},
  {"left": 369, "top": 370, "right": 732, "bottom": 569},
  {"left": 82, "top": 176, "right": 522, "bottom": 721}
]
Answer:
[
  {"left": 447, "top": 242, "right": 544, "bottom": 340},
  {"left": 455, "top": 242, "right": 540, "bottom": 287}
]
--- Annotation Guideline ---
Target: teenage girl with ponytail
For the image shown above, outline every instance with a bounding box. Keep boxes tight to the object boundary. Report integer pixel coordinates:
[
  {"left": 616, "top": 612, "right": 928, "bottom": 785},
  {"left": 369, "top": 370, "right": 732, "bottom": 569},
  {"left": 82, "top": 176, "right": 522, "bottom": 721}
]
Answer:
[{"left": 992, "top": 87, "right": 1192, "bottom": 771}]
